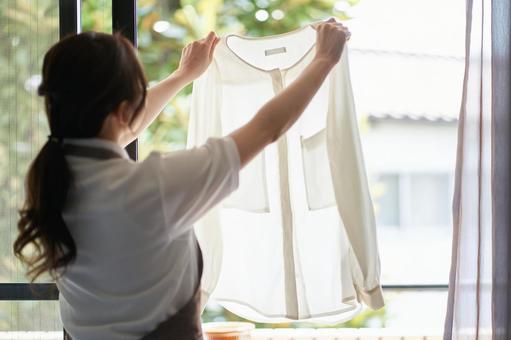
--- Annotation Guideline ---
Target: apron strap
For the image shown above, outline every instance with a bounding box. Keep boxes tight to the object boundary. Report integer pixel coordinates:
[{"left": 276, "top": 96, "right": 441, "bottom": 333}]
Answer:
[{"left": 63, "top": 144, "right": 123, "bottom": 160}]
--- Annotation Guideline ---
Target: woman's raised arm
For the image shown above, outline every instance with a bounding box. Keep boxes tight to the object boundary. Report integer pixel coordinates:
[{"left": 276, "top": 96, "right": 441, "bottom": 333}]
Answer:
[{"left": 121, "top": 32, "right": 220, "bottom": 147}]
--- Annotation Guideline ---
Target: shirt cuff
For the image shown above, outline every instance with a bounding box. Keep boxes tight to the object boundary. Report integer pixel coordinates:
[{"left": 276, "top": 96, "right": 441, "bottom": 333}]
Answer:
[{"left": 355, "top": 284, "right": 385, "bottom": 310}]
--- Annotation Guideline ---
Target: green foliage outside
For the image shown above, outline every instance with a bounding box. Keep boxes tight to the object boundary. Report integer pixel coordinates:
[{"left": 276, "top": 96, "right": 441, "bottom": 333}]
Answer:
[{"left": 135, "top": 0, "right": 360, "bottom": 158}]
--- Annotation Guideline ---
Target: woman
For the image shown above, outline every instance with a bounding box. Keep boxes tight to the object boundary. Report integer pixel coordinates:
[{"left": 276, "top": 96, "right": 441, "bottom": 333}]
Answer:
[{"left": 13, "top": 19, "right": 349, "bottom": 340}]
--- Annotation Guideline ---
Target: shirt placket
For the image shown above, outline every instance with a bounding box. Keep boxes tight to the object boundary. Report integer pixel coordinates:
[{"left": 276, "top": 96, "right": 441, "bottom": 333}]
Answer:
[{"left": 269, "top": 69, "right": 299, "bottom": 319}]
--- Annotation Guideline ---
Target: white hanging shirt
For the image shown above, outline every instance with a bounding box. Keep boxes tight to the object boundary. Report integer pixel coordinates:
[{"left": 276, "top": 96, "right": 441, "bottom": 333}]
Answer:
[
  {"left": 188, "top": 25, "right": 384, "bottom": 324},
  {"left": 57, "top": 137, "right": 240, "bottom": 340}
]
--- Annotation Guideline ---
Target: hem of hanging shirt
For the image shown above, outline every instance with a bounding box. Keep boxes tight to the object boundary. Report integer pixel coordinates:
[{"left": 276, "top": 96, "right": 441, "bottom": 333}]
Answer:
[
  {"left": 355, "top": 284, "right": 385, "bottom": 310},
  {"left": 213, "top": 297, "right": 363, "bottom": 324}
]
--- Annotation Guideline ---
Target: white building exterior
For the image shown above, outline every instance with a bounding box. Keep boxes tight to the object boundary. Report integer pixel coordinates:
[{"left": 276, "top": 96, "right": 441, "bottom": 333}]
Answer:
[{"left": 342, "top": 0, "right": 465, "bottom": 327}]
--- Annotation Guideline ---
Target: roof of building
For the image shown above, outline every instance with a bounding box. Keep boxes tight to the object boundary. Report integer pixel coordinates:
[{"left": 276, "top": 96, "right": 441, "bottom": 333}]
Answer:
[
  {"left": 345, "top": 0, "right": 466, "bottom": 123},
  {"left": 349, "top": 47, "right": 464, "bottom": 123}
]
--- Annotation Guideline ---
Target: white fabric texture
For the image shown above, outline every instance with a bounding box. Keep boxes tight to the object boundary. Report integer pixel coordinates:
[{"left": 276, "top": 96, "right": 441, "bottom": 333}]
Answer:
[
  {"left": 57, "top": 136, "right": 240, "bottom": 340},
  {"left": 188, "top": 25, "right": 384, "bottom": 324}
]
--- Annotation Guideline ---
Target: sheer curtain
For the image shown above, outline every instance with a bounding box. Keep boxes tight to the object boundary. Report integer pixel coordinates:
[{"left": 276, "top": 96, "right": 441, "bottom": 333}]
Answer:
[{"left": 444, "top": 0, "right": 511, "bottom": 338}]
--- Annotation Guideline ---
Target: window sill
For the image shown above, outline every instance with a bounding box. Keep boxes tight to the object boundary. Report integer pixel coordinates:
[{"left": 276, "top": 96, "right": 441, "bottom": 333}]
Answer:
[{"left": 0, "top": 329, "right": 444, "bottom": 340}]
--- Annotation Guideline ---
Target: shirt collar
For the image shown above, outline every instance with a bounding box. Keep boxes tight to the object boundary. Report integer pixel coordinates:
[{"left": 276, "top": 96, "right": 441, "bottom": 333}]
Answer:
[{"left": 62, "top": 137, "right": 130, "bottom": 160}]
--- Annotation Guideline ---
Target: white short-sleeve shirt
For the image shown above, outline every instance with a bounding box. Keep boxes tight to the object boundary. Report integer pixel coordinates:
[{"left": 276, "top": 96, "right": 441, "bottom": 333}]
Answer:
[{"left": 57, "top": 136, "right": 240, "bottom": 340}]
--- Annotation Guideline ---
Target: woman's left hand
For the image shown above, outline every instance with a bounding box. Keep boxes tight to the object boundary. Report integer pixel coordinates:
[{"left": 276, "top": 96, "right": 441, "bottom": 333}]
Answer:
[{"left": 176, "top": 31, "right": 220, "bottom": 82}]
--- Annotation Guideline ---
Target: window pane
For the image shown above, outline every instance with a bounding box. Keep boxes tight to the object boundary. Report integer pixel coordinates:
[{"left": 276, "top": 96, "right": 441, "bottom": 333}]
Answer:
[
  {"left": 0, "top": 0, "right": 61, "bottom": 331},
  {"left": 373, "top": 174, "right": 400, "bottom": 227},
  {"left": 0, "top": 301, "right": 61, "bottom": 331},
  {"left": 82, "top": 0, "right": 112, "bottom": 33},
  {"left": 136, "top": 0, "right": 463, "bottom": 332},
  {"left": 409, "top": 173, "right": 451, "bottom": 227},
  {"left": 381, "top": 290, "right": 448, "bottom": 329},
  {"left": 357, "top": 0, "right": 464, "bottom": 286}
]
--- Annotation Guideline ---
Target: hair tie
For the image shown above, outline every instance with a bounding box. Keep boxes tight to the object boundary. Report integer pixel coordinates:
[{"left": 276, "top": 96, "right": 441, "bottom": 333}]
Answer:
[{"left": 47, "top": 135, "right": 63, "bottom": 145}]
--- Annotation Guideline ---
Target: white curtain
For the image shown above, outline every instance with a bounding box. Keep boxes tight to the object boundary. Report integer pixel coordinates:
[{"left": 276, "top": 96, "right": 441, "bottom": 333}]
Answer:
[{"left": 444, "top": 0, "right": 511, "bottom": 338}]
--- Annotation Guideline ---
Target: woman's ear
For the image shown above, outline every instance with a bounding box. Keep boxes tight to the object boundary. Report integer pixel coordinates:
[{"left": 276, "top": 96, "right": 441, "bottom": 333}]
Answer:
[
  {"left": 100, "top": 100, "right": 143, "bottom": 144},
  {"left": 111, "top": 100, "right": 133, "bottom": 127}
]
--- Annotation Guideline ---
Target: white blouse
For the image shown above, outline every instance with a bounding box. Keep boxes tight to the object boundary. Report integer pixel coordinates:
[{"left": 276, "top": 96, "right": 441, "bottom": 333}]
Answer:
[
  {"left": 58, "top": 137, "right": 240, "bottom": 340},
  {"left": 188, "top": 25, "right": 384, "bottom": 324}
]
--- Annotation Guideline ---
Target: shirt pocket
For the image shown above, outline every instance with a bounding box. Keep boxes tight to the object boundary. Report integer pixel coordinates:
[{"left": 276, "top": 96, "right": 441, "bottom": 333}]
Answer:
[
  {"left": 300, "top": 128, "right": 337, "bottom": 210},
  {"left": 223, "top": 151, "right": 270, "bottom": 212}
]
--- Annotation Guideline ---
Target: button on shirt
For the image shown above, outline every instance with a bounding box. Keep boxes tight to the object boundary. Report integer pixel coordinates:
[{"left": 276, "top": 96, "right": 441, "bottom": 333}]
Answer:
[{"left": 57, "top": 136, "right": 240, "bottom": 340}]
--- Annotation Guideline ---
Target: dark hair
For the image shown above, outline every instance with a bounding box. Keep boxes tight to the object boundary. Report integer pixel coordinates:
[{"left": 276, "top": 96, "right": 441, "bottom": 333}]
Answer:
[{"left": 13, "top": 32, "right": 148, "bottom": 281}]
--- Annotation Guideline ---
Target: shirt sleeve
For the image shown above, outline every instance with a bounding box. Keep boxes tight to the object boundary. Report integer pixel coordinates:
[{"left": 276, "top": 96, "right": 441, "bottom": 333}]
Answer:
[
  {"left": 327, "top": 48, "right": 384, "bottom": 310},
  {"left": 154, "top": 136, "right": 240, "bottom": 239}
]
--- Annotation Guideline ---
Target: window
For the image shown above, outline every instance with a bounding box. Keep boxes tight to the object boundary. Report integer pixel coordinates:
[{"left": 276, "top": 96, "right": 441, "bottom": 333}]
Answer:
[
  {"left": 0, "top": 0, "right": 112, "bottom": 332},
  {"left": 0, "top": 0, "right": 62, "bottom": 331},
  {"left": 373, "top": 173, "right": 453, "bottom": 228},
  {"left": 0, "top": 0, "right": 465, "bottom": 334},
  {"left": 373, "top": 174, "right": 400, "bottom": 227},
  {"left": 137, "top": 0, "right": 465, "bottom": 330},
  {"left": 408, "top": 173, "right": 452, "bottom": 228},
  {"left": 350, "top": 0, "right": 464, "bottom": 328}
]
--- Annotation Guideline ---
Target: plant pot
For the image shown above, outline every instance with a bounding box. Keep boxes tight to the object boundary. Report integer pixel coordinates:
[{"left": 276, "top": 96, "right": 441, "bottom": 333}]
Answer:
[{"left": 203, "top": 322, "right": 255, "bottom": 340}]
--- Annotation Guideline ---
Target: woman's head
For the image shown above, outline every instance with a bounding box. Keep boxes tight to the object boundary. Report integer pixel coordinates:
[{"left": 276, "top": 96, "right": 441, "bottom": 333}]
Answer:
[
  {"left": 39, "top": 31, "right": 147, "bottom": 139},
  {"left": 14, "top": 32, "right": 147, "bottom": 281}
]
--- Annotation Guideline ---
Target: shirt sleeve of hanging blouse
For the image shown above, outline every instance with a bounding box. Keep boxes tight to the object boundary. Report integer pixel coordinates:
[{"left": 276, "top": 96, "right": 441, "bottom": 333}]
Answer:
[
  {"left": 186, "top": 61, "right": 228, "bottom": 308},
  {"left": 187, "top": 62, "right": 223, "bottom": 146},
  {"left": 326, "top": 47, "right": 385, "bottom": 310}
]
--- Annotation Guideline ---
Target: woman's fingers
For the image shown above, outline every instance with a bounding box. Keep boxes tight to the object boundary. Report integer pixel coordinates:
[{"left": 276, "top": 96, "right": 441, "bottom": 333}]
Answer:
[
  {"left": 314, "top": 19, "right": 350, "bottom": 65},
  {"left": 176, "top": 31, "right": 220, "bottom": 81},
  {"left": 312, "top": 17, "right": 341, "bottom": 30},
  {"left": 194, "top": 31, "right": 219, "bottom": 60},
  {"left": 205, "top": 31, "right": 216, "bottom": 41},
  {"left": 209, "top": 36, "right": 220, "bottom": 60},
  {"left": 204, "top": 32, "right": 219, "bottom": 58},
  {"left": 196, "top": 31, "right": 216, "bottom": 46},
  {"left": 199, "top": 31, "right": 216, "bottom": 46}
]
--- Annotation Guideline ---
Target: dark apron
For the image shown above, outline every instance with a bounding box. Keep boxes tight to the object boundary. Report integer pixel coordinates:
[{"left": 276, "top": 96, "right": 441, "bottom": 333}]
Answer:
[{"left": 62, "top": 144, "right": 204, "bottom": 340}]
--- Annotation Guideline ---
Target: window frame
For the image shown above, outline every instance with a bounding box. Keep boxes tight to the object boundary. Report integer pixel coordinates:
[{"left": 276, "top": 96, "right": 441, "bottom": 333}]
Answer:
[{"left": 0, "top": 0, "right": 138, "bottom": 303}]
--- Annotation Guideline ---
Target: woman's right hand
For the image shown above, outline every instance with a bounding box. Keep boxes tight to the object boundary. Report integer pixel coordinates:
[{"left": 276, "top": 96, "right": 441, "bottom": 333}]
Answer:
[
  {"left": 175, "top": 32, "right": 220, "bottom": 83},
  {"left": 313, "top": 18, "right": 351, "bottom": 66}
]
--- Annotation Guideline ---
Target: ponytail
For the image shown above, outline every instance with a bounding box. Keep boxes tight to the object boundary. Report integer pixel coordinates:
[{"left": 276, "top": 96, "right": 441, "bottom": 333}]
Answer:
[{"left": 14, "top": 138, "right": 75, "bottom": 281}]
